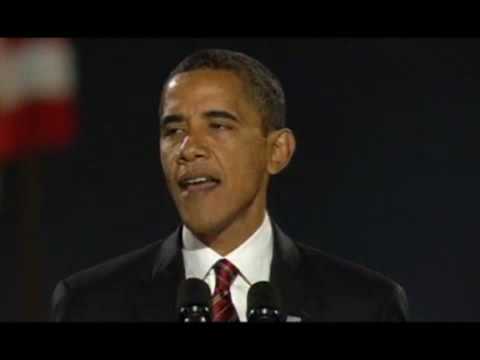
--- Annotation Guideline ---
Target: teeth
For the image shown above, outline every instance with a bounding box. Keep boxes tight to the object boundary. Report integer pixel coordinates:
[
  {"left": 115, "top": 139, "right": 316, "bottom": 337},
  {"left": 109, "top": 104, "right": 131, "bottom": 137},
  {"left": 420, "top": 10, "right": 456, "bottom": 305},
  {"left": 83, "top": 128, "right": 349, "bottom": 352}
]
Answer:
[{"left": 185, "top": 177, "right": 209, "bottom": 185}]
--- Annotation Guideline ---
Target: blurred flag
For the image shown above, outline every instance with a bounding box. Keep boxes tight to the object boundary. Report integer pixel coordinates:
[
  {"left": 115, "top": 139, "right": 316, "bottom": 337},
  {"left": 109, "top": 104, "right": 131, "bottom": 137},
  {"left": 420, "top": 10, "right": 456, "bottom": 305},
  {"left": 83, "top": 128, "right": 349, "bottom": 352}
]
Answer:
[{"left": 0, "top": 38, "right": 78, "bottom": 163}]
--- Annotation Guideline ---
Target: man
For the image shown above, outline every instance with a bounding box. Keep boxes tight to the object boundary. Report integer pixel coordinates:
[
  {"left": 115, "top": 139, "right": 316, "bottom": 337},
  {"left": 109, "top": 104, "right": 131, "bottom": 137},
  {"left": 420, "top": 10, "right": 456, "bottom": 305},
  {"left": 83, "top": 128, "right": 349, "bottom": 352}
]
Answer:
[{"left": 51, "top": 49, "right": 408, "bottom": 322}]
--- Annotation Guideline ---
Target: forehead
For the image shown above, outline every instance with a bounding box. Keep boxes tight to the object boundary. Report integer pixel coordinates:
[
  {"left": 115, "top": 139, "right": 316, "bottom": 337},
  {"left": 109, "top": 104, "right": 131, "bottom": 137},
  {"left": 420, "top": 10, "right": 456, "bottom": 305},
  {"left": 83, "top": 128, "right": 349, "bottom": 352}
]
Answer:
[{"left": 162, "top": 69, "right": 252, "bottom": 113}]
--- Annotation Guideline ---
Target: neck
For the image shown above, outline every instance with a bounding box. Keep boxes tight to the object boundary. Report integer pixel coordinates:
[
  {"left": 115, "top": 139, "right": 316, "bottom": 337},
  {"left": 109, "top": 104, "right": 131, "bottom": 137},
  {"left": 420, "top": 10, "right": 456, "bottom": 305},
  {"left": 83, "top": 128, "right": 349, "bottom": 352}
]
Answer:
[{"left": 195, "top": 206, "right": 267, "bottom": 256}]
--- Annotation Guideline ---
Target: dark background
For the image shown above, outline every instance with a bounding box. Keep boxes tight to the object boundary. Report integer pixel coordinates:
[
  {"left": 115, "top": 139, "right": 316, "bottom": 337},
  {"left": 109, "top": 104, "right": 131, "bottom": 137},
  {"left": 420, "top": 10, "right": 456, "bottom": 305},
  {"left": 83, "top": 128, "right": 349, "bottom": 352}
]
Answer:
[{"left": 1, "top": 37, "right": 479, "bottom": 321}]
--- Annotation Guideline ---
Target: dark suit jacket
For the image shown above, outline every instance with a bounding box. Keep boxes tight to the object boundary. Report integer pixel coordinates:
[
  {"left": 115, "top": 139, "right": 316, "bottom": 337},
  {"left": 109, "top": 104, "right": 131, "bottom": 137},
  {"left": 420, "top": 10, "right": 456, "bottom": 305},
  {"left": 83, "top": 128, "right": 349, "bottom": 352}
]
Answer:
[{"left": 51, "top": 222, "right": 408, "bottom": 321}]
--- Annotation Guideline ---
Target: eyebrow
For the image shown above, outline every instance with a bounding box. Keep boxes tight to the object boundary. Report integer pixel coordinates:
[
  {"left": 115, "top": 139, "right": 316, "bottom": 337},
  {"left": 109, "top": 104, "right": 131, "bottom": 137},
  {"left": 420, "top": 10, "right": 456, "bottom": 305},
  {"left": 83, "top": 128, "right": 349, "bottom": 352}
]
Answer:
[
  {"left": 160, "top": 114, "right": 183, "bottom": 127},
  {"left": 203, "top": 110, "right": 240, "bottom": 123},
  {"left": 160, "top": 110, "right": 240, "bottom": 127}
]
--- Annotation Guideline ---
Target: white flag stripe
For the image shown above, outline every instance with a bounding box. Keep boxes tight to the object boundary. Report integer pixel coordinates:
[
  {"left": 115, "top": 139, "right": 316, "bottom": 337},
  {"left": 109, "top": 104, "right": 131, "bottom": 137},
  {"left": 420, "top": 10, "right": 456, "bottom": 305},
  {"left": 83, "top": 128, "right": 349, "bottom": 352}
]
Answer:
[
  {"left": 0, "top": 38, "right": 76, "bottom": 111},
  {"left": 0, "top": 40, "right": 23, "bottom": 110},
  {"left": 17, "top": 39, "right": 76, "bottom": 100}
]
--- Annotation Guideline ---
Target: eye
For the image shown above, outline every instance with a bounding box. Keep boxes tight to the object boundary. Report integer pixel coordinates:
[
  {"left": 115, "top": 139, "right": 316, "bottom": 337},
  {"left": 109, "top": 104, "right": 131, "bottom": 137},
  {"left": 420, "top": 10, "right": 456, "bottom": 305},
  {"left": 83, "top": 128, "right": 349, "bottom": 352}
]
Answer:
[
  {"left": 210, "top": 123, "right": 231, "bottom": 130},
  {"left": 162, "top": 127, "right": 185, "bottom": 137}
]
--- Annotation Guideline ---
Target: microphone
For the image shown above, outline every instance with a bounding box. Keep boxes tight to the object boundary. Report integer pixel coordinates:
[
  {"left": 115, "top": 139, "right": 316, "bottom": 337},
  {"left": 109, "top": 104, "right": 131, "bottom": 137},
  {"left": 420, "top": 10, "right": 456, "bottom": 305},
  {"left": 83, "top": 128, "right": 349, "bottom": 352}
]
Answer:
[
  {"left": 177, "top": 278, "right": 212, "bottom": 322},
  {"left": 247, "top": 281, "right": 284, "bottom": 322}
]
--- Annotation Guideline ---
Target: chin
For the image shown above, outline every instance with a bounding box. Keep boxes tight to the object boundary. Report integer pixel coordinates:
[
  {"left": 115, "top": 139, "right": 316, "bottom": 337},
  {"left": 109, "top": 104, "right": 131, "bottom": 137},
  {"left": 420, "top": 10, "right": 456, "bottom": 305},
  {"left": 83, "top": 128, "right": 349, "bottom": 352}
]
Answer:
[{"left": 181, "top": 212, "right": 225, "bottom": 237}]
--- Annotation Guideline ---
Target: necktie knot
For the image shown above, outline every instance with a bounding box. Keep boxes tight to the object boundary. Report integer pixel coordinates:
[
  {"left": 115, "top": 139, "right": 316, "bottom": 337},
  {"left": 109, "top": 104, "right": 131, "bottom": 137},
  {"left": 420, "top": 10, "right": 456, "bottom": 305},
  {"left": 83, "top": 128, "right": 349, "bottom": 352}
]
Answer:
[{"left": 213, "top": 259, "right": 239, "bottom": 290}]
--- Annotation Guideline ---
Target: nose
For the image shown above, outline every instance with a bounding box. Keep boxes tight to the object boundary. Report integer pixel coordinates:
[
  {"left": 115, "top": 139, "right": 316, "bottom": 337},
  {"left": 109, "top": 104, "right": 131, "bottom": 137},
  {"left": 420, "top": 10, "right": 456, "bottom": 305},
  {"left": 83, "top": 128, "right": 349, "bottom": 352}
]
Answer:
[{"left": 177, "top": 132, "right": 208, "bottom": 163}]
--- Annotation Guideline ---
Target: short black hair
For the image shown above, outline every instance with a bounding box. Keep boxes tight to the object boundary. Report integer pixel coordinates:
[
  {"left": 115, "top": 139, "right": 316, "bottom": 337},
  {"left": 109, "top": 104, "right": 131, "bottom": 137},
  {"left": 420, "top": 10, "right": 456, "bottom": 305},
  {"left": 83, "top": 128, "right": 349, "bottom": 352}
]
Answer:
[{"left": 159, "top": 49, "right": 286, "bottom": 133}]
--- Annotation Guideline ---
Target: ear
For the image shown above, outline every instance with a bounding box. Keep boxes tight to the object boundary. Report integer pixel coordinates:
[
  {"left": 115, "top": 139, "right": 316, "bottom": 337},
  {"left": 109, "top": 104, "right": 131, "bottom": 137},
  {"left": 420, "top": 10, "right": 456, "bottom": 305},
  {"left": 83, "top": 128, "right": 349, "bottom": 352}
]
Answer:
[{"left": 266, "top": 128, "right": 296, "bottom": 175}]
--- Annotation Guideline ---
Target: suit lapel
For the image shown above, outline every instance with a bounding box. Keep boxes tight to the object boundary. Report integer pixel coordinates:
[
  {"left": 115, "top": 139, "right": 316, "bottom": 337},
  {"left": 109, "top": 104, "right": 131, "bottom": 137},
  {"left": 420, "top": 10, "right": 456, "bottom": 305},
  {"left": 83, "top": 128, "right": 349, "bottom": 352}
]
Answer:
[
  {"left": 131, "top": 221, "right": 322, "bottom": 322},
  {"left": 133, "top": 228, "right": 185, "bottom": 321},
  {"left": 270, "top": 223, "right": 320, "bottom": 321}
]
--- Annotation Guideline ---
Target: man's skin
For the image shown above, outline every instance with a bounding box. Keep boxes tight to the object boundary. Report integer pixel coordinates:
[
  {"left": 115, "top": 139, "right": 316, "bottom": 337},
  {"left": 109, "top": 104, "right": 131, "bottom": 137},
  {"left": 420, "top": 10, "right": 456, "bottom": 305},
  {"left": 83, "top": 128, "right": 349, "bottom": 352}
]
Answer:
[{"left": 159, "top": 69, "right": 296, "bottom": 255}]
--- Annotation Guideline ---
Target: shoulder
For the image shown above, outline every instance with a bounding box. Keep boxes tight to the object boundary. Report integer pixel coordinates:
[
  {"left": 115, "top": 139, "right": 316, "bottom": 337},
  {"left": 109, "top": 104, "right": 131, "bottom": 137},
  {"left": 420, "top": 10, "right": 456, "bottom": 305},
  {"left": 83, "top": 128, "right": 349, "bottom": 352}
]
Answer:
[
  {"left": 50, "top": 239, "right": 164, "bottom": 321},
  {"left": 298, "top": 242, "right": 399, "bottom": 291},
  {"left": 295, "top": 242, "right": 408, "bottom": 321},
  {"left": 63, "top": 239, "right": 163, "bottom": 292}
]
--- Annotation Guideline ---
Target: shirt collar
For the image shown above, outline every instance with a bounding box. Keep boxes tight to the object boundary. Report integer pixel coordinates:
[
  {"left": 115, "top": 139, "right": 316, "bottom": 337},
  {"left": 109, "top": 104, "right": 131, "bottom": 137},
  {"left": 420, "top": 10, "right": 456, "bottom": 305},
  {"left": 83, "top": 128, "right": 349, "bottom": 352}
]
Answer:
[{"left": 182, "top": 212, "right": 273, "bottom": 284}]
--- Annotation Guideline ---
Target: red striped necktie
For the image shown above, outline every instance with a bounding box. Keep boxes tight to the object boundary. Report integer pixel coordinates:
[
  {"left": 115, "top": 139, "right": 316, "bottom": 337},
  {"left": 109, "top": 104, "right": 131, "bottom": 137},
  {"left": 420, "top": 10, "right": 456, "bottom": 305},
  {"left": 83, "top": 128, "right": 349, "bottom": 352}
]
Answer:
[{"left": 212, "top": 259, "right": 239, "bottom": 322}]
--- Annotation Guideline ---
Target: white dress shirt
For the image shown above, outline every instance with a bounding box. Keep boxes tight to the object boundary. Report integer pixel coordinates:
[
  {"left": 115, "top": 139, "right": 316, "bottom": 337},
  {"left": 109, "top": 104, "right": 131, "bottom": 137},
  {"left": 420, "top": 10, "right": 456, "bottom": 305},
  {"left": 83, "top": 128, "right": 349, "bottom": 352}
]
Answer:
[{"left": 181, "top": 212, "right": 274, "bottom": 322}]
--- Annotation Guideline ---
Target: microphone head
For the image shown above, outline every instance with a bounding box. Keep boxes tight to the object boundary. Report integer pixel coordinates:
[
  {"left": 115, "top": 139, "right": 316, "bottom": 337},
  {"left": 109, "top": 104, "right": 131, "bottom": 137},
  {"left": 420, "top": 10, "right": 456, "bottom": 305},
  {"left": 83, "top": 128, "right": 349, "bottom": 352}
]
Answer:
[
  {"left": 247, "top": 281, "right": 284, "bottom": 322},
  {"left": 177, "top": 278, "right": 212, "bottom": 322}
]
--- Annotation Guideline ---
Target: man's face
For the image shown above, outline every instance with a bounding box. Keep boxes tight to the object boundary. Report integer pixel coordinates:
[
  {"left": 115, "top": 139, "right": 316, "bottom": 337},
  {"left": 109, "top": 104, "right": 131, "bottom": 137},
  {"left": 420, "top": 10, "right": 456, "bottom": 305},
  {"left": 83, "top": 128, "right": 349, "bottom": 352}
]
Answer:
[{"left": 160, "top": 69, "right": 272, "bottom": 238}]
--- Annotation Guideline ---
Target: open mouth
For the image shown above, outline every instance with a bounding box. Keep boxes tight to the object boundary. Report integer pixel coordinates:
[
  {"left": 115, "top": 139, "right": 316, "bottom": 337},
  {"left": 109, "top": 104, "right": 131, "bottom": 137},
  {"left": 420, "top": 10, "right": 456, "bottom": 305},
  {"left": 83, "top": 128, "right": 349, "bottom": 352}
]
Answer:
[{"left": 178, "top": 176, "right": 221, "bottom": 193}]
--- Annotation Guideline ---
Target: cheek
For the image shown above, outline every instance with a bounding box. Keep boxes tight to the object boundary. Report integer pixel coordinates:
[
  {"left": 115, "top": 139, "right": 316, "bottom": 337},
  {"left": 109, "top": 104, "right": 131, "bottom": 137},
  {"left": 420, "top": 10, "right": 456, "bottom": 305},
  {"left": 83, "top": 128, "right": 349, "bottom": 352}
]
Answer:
[
  {"left": 159, "top": 152, "right": 168, "bottom": 174},
  {"left": 160, "top": 147, "right": 176, "bottom": 180},
  {"left": 224, "top": 144, "right": 267, "bottom": 185}
]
